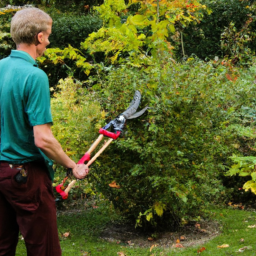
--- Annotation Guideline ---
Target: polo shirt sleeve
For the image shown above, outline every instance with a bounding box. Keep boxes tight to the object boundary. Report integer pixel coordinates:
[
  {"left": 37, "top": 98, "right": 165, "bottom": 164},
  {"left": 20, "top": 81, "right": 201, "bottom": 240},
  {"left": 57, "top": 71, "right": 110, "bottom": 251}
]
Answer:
[{"left": 25, "top": 69, "right": 53, "bottom": 126}]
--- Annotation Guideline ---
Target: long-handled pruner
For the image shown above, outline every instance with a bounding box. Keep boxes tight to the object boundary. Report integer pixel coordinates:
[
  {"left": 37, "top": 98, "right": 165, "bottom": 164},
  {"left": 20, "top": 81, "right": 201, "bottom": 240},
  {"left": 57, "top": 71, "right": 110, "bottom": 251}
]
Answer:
[{"left": 55, "top": 90, "right": 149, "bottom": 200}]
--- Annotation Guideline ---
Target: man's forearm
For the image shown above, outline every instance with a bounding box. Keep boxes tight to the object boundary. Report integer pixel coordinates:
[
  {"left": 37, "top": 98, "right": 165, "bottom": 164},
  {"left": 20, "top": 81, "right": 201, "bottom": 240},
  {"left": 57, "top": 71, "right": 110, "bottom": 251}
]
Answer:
[
  {"left": 39, "top": 137, "right": 76, "bottom": 169},
  {"left": 33, "top": 124, "right": 76, "bottom": 169}
]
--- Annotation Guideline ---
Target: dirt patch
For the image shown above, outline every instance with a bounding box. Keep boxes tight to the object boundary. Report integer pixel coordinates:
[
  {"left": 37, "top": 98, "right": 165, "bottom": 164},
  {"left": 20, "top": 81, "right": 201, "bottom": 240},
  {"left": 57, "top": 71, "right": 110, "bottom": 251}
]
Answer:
[
  {"left": 56, "top": 201, "right": 221, "bottom": 249},
  {"left": 100, "top": 219, "right": 221, "bottom": 249}
]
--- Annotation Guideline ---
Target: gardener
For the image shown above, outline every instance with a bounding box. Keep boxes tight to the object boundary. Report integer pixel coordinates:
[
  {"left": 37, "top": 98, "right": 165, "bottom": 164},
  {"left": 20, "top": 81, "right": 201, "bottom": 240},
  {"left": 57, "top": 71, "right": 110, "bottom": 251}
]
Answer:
[{"left": 0, "top": 7, "right": 89, "bottom": 256}]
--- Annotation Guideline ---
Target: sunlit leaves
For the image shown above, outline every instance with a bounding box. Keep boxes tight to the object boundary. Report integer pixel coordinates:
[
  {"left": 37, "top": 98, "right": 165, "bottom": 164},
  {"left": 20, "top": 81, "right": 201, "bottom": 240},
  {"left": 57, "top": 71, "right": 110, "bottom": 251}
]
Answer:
[
  {"left": 153, "top": 202, "right": 166, "bottom": 217},
  {"left": 94, "top": 0, "right": 127, "bottom": 26},
  {"left": 51, "top": 77, "right": 103, "bottom": 164},
  {"left": 243, "top": 181, "right": 256, "bottom": 194},
  {"left": 38, "top": 46, "right": 93, "bottom": 75},
  {"left": 127, "top": 15, "right": 150, "bottom": 26},
  {"left": 82, "top": 0, "right": 206, "bottom": 65},
  {"left": 40, "top": 0, "right": 206, "bottom": 71},
  {"left": 227, "top": 155, "right": 256, "bottom": 195}
]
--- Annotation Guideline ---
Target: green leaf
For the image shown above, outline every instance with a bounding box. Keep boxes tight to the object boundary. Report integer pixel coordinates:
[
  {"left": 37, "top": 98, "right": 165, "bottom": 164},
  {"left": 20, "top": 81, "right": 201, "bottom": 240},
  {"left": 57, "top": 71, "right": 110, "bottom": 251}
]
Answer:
[
  {"left": 251, "top": 172, "right": 256, "bottom": 181},
  {"left": 127, "top": 15, "right": 149, "bottom": 26},
  {"left": 239, "top": 172, "right": 250, "bottom": 177},
  {"left": 146, "top": 212, "right": 153, "bottom": 222},
  {"left": 168, "top": 23, "right": 176, "bottom": 34}
]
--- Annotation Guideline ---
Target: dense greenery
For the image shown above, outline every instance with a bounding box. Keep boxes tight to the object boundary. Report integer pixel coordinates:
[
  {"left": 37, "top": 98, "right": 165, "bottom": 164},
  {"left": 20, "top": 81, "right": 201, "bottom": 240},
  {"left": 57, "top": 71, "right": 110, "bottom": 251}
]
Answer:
[
  {"left": 181, "top": 0, "right": 256, "bottom": 61},
  {"left": 0, "top": 0, "right": 105, "bottom": 11},
  {"left": 40, "top": 12, "right": 102, "bottom": 86},
  {"left": 1, "top": 0, "right": 256, "bottom": 230},
  {"left": 49, "top": 14, "right": 102, "bottom": 49},
  {"left": 0, "top": 7, "right": 103, "bottom": 85},
  {"left": 51, "top": 57, "right": 256, "bottom": 229},
  {"left": 81, "top": 56, "right": 256, "bottom": 229},
  {"left": 50, "top": 77, "right": 105, "bottom": 200},
  {"left": 51, "top": 77, "right": 104, "bottom": 163},
  {"left": 0, "top": 9, "right": 15, "bottom": 59}
]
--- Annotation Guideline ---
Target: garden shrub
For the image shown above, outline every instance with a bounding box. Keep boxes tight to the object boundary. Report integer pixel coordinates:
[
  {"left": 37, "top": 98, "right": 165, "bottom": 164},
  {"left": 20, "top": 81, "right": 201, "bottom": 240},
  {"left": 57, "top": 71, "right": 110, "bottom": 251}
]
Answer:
[
  {"left": 220, "top": 19, "right": 255, "bottom": 66},
  {"left": 0, "top": 0, "right": 105, "bottom": 10},
  {"left": 0, "top": 8, "right": 16, "bottom": 59},
  {"left": 50, "top": 77, "right": 105, "bottom": 200},
  {"left": 181, "top": 0, "right": 255, "bottom": 60},
  {"left": 40, "top": 0, "right": 206, "bottom": 87},
  {"left": 83, "top": 55, "right": 256, "bottom": 230},
  {"left": 225, "top": 87, "right": 256, "bottom": 203},
  {"left": 49, "top": 14, "right": 102, "bottom": 49},
  {"left": 38, "top": 12, "right": 102, "bottom": 87},
  {"left": 0, "top": 30, "right": 13, "bottom": 59}
]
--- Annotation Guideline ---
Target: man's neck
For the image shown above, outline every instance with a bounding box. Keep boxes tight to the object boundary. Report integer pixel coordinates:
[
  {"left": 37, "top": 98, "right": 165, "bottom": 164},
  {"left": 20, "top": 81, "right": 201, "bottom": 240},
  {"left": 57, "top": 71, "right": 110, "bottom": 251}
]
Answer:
[{"left": 16, "top": 44, "right": 38, "bottom": 60}]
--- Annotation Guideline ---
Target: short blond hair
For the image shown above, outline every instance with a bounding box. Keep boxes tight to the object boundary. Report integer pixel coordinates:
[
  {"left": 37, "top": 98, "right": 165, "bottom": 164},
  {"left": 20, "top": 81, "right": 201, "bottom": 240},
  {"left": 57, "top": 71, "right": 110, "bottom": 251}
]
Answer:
[{"left": 11, "top": 7, "right": 52, "bottom": 45}]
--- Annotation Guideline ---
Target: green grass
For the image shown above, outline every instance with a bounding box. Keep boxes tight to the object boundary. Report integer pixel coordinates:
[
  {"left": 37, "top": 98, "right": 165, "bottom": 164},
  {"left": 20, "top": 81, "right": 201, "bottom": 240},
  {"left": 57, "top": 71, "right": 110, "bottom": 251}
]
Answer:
[{"left": 15, "top": 202, "right": 256, "bottom": 256}]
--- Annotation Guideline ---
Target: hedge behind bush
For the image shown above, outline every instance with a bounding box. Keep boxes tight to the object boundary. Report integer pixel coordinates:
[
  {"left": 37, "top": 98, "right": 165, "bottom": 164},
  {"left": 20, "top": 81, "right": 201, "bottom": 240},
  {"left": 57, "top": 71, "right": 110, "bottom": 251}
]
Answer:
[
  {"left": 50, "top": 14, "right": 102, "bottom": 49},
  {"left": 180, "top": 0, "right": 255, "bottom": 60}
]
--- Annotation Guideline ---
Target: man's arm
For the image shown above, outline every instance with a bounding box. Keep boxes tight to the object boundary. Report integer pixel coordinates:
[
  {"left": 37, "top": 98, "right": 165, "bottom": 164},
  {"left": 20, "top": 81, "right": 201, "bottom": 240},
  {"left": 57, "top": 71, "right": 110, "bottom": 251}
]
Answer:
[{"left": 33, "top": 123, "right": 88, "bottom": 179}]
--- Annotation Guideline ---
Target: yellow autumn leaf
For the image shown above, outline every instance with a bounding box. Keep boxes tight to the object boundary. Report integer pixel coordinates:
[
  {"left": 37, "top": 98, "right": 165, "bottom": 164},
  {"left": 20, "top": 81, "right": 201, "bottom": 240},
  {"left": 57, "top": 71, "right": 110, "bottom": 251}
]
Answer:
[
  {"left": 217, "top": 244, "right": 229, "bottom": 248},
  {"left": 146, "top": 212, "right": 153, "bottom": 222},
  {"left": 127, "top": 15, "right": 149, "bottom": 26},
  {"left": 243, "top": 180, "right": 256, "bottom": 194},
  {"left": 101, "top": 110, "right": 106, "bottom": 119},
  {"left": 138, "top": 34, "right": 146, "bottom": 40},
  {"left": 153, "top": 202, "right": 166, "bottom": 217}
]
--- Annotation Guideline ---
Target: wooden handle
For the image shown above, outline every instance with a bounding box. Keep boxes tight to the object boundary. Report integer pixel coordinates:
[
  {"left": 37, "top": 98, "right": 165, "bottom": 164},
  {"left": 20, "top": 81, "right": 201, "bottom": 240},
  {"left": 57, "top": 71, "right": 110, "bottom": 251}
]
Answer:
[
  {"left": 87, "top": 134, "right": 104, "bottom": 154},
  {"left": 64, "top": 180, "right": 76, "bottom": 194},
  {"left": 87, "top": 138, "right": 113, "bottom": 167},
  {"left": 78, "top": 134, "right": 104, "bottom": 164}
]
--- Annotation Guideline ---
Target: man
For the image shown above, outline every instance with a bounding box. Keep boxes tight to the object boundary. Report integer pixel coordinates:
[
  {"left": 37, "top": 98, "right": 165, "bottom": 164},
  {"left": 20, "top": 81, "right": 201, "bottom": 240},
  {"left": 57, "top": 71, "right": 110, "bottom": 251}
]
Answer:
[{"left": 0, "top": 7, "right": 88, "bottom": 256}]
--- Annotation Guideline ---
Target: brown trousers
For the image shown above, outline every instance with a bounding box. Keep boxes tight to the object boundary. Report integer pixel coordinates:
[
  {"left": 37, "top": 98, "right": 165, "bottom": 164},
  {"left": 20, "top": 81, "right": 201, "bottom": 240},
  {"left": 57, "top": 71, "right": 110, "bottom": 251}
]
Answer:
[{"left": 0, "top": 161, "right": 61, "bottom": 256}]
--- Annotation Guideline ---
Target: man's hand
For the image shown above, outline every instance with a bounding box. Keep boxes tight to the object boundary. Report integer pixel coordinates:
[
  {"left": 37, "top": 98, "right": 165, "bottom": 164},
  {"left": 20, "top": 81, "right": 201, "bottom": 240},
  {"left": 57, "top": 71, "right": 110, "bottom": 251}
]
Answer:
[{"left": 72, "top": 164, "right": 89, "bottom": 179}]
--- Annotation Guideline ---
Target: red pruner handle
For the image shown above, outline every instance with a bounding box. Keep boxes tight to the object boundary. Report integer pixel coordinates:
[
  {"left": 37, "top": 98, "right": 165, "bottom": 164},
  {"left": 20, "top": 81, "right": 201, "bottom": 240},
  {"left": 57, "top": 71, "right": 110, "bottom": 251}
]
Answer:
[
  {"left": 56, "top": 184, "right": 63, "bottom": 194},
  {"left": 55, "top": 184, "right": 68, "bottom": 200},
  {"left": 60, "top": 191, "right": 68, "bottom": 200},
  {"left": 78, "top": 152, "right": 90, "bottom": 164},
  {"left": 99, "top": 128, "right": 121, "bottom": 140}
]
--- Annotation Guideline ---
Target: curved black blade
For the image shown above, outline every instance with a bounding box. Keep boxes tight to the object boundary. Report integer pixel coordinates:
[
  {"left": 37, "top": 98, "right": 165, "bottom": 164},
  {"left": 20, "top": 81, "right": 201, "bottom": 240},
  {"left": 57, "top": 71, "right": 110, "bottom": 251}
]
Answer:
[
  {"left": 121, "top": 90, "right": 141, "bottom": 119},
  {"left": 127, "top": 106, "right": 149, "bottom": 119}
]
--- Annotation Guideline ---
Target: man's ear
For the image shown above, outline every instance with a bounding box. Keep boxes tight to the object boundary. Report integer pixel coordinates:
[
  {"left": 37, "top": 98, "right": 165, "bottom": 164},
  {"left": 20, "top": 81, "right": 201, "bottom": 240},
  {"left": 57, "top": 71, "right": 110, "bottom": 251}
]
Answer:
[{"left": 37, "top": 31, "right": 44, "bottom": 44}]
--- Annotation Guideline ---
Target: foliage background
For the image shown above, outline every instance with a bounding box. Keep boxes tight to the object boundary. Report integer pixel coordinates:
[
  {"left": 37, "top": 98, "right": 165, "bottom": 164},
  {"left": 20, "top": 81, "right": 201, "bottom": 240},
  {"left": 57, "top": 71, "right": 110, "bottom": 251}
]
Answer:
[
  {"left": 1, "top": 0, "right": 256, "bottom": 230},
  {"left": 180, "top": 0, "right": 256, "bottom": 62},
  {"left": 83, "top": 56, "right": 256, "bottom": 228}
]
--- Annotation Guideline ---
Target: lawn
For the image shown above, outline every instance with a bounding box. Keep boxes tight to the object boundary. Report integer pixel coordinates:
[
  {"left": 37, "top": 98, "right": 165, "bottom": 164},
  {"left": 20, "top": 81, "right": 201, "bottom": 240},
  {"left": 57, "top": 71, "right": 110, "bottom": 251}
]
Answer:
[{"left": 15, "top": 200, "right": 256, "bottom": 256}]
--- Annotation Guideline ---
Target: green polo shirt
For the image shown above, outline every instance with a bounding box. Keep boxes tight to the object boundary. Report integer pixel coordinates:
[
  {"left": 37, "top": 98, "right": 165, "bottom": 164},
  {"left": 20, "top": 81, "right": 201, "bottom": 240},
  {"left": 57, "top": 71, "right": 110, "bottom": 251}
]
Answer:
[{"left": 0, "top": 50, "right": 54, "bottom": 180}]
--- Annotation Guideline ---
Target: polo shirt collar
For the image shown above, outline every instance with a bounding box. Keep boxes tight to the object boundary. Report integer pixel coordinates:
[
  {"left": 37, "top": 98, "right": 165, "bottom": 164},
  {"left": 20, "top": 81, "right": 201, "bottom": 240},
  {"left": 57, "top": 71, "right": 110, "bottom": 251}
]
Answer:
[{"left": 10, "top": 50, "right": 38, "bottom": 67}]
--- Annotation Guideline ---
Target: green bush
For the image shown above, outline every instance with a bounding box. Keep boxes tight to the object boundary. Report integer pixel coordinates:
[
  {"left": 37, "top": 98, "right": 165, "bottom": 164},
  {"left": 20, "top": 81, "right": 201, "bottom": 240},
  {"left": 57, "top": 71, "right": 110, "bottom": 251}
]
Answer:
[
  {"left": 180, "top": 0, "right": 255, "bottom": 60},
  {"left": 220, "top": 20, "right": 254, "bottom": 66},
  {"left": 51, "top": 77, "right": 104, "bottom": 162},
  {"left": 0, "top": 30, "right": 13, "bottom": 59},
  {"left": 83, "top": 55, "right": 256, "bottom": 230},
  {"left": 0, "top": 1, "right": 104, "bottom": 10},
  {"left": 49, "top": 14, "right": 102, "bottom": 49},
  {"left": 50, "top": 77, "right": 105, "bottom": 201},
  {"left": 0, "top": 9, "right": 16, "bottom": 59},
  {"left": 38, "top": 12, "right": 102, "bottom": 87}
]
